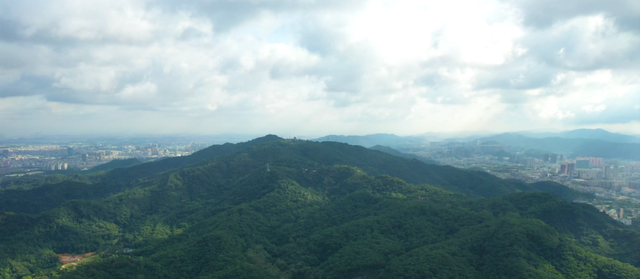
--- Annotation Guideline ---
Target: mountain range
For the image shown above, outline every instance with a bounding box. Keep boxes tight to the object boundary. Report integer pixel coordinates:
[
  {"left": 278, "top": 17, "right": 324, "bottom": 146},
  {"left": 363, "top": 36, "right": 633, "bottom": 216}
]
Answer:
[
  {"left": 0, "top": 135, "right": 638, "bottom": 278},
  {"left": 517, "top": 129, "right": 640, "bottom": 144},
  {"left": 313, "top": 129, "right": 640, "bottom": 160},
  {"left": 477, "top": 133, "right": 640, "bottom": 160},
  {"left": 313, "top": 133, "right": 423, "bottom": 148}
]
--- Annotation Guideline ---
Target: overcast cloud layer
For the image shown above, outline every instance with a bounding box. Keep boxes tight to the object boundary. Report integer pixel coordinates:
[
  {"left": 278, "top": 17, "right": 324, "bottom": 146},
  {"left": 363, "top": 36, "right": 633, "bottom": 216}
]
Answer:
[{"left": 1, "top": 0, "right": 639, "bottom": 137}]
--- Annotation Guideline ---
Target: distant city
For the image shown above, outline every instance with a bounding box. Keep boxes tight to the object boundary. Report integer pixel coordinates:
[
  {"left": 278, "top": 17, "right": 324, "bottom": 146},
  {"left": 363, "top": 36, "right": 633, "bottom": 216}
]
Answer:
[
  {"left": 409, "top": 139, "right": 639, "bottom": 225},
  {"left": 0, "top": 135, "right": 256, "bottom": 175},
  {"left": 0, "top": 142, "right": 207, "bottom": 174}
]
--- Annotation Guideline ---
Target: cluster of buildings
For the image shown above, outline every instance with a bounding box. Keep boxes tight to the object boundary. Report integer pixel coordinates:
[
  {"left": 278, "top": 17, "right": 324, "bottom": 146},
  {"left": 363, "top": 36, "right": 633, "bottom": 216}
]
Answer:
[
  {"left": 557, "top": 158, "right": 640, "bottom": 193},
  {"left": 410, "top": 142, "right": 640, "bottom": 226},
  {"left": 595, "top": 206, "right": 637, "bottom": 225},
  {"left": 0, "top": 142, "right": 209, "bottom": 176},
  {"left": 43, "top": 162, "right": 69, "bottom": 171}
]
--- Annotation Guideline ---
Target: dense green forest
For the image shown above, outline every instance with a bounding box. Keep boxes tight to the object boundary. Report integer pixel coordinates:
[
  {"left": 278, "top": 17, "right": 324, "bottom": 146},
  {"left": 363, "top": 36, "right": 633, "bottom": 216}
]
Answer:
[{"left": 0, "top": 136, "right": 638, "bottom": 278}]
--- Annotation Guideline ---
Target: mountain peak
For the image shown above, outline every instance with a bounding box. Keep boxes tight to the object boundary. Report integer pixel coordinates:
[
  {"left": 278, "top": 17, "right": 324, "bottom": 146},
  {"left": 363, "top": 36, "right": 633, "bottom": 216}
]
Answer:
[{"left": 248, "top": 134, "right": 283, "bottom": 143}]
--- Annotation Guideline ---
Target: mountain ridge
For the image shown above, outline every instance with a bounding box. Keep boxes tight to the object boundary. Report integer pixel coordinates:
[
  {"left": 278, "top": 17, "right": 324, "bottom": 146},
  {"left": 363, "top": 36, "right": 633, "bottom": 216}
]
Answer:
[
  {"left": 477, "top": 133, "right": 640, "bottom": 160},
  {"left": 0, "top": 135, "right": 638, "bottom": 278},
  {"left": 517, "top": 128, "right": 640, "bottom": 143}
]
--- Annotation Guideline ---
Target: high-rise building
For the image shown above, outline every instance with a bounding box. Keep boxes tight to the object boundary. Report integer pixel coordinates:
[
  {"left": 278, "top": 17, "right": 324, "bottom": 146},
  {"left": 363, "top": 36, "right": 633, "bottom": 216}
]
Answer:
[
  {"left": 478, "top": 145, "right": 504, "bottom": 153},
  {"left": 576, "top": 160, "right": 590, "bottom": 169},
  {"left": 568, "top": 162, "right": 575, "bottom": 176},
  {"left": 543, "top": 154, "right": 550, "bottom": 162},
  {"left": 1, "top": 149, "right": 8, "bottom": 157},
  {"left": 452, "top": 147, "right": 471, "bottom": 157},
  {"left": 509, "top": 154, "right": 520, "bottom": 163},
  {"left": 598, "top": 181, "right": 614, "bottom": 189},
  {"left": 604, "top": 165, "right": 617, "bottom": 180},
  {"left": 67, "top": 147, "right": 74, "bottom": 156},
  {"left": 560, "top": 162, "right": 575, "bottom": 176},
  {"left": 589, "top": 157, "right": 603, "bottom": 167},
  {"left": 550, "top": 154, "right": 558, "bottom": 163},
  {"left": 578, "top": 170, "right": 596, "bottom": 180},
  {"left": 524, "top": 158, "right": 535, "bottom": 167}
]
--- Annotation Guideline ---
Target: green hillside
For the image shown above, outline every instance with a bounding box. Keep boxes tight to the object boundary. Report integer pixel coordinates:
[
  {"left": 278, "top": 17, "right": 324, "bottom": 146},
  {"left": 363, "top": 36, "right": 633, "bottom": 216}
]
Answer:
[
  {"left": 0, "top": 136, "right": 637, "bottom": 278},
  {"left": 88, "top": 158, "right": 143, "bottom": 173},
  {"left": 369, "top": 145, "right": 439, "bottom": 165}
]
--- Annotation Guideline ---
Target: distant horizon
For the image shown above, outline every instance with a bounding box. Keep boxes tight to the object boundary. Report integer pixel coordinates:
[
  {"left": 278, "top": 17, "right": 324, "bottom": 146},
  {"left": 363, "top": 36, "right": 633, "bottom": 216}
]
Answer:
[{"left": 2, "top": 127, "right": 639, "bottom": 141}]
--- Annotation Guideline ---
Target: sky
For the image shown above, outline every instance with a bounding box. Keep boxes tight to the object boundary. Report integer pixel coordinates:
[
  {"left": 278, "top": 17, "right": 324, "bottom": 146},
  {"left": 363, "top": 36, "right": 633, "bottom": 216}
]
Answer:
[{"left": 0, "top": 0, "right": 639, "bottom": 137}]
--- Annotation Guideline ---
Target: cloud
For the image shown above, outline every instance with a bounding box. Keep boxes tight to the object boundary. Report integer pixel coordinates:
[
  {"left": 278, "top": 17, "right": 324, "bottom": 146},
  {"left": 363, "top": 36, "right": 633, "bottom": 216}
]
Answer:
[
  {"left": 503, "top": 0, "right": 640, "bottom": 32},
  {"left": 582, "top": 104, "right": 606, "bottom": 113},
  {"left": 0, "top": 0, "right": 638, "bottom": 136}
]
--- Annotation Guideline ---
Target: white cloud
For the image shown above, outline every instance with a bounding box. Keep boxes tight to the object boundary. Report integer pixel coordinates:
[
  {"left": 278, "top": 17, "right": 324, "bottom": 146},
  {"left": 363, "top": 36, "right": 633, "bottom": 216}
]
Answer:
[
  {"left": 582, "top": 104, "right": 606, "bottom": 113},
  {"left": 0, "top": 0, "right": 638, "bottom": 136}
]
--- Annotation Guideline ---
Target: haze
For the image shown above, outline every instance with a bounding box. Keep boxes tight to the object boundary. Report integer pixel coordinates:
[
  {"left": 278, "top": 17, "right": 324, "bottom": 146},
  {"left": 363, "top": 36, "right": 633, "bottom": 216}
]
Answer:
[{"left": 1, "top": 0, "right": 639, "bottom": 137}]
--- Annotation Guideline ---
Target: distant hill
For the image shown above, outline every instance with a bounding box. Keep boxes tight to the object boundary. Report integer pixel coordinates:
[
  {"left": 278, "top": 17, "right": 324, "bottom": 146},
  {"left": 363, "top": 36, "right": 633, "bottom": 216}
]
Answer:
[
  {"left": 478, "top": 133, "right": 640, "bottom": 160},
  {"left": 519, "top": 128, "right": 640, "bottom": 144},
  {"left": 314, "top": 133, "right": 423, "bottom": 148},
  {"left": 478, "top": 133, "right": 582, "bottom": 152},
  {"left": 369, "top": 145, "right": 439, "bottom": 165},
  {"left": 570, "top": 141, "right": 640, "bottom": 160},
  {"left": 412, "top": 131, "right": 497, "bottom": 142}
]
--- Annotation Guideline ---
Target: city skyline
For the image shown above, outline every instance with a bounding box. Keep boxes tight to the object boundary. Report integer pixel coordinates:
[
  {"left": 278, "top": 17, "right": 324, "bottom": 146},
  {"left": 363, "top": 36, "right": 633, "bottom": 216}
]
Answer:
[{"left": 1, "top": 0, "right": 639, "bottom": 136}]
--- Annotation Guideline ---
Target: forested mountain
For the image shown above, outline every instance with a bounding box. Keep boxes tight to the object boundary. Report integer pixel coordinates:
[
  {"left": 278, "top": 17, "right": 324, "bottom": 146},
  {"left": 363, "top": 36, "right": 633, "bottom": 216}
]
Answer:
[{"left": 0, "top": 136, "right": 638, "bottom": 278}]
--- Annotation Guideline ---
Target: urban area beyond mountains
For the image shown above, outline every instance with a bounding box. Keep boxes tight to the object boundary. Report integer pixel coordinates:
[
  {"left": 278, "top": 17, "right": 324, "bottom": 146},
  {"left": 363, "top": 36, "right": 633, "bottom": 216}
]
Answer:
[
  {"left": 0, "top": 0, "right": 638, "bottom": 137},
  {"left": 2, "top": 128, "right": 640, "bottom": 228}
]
